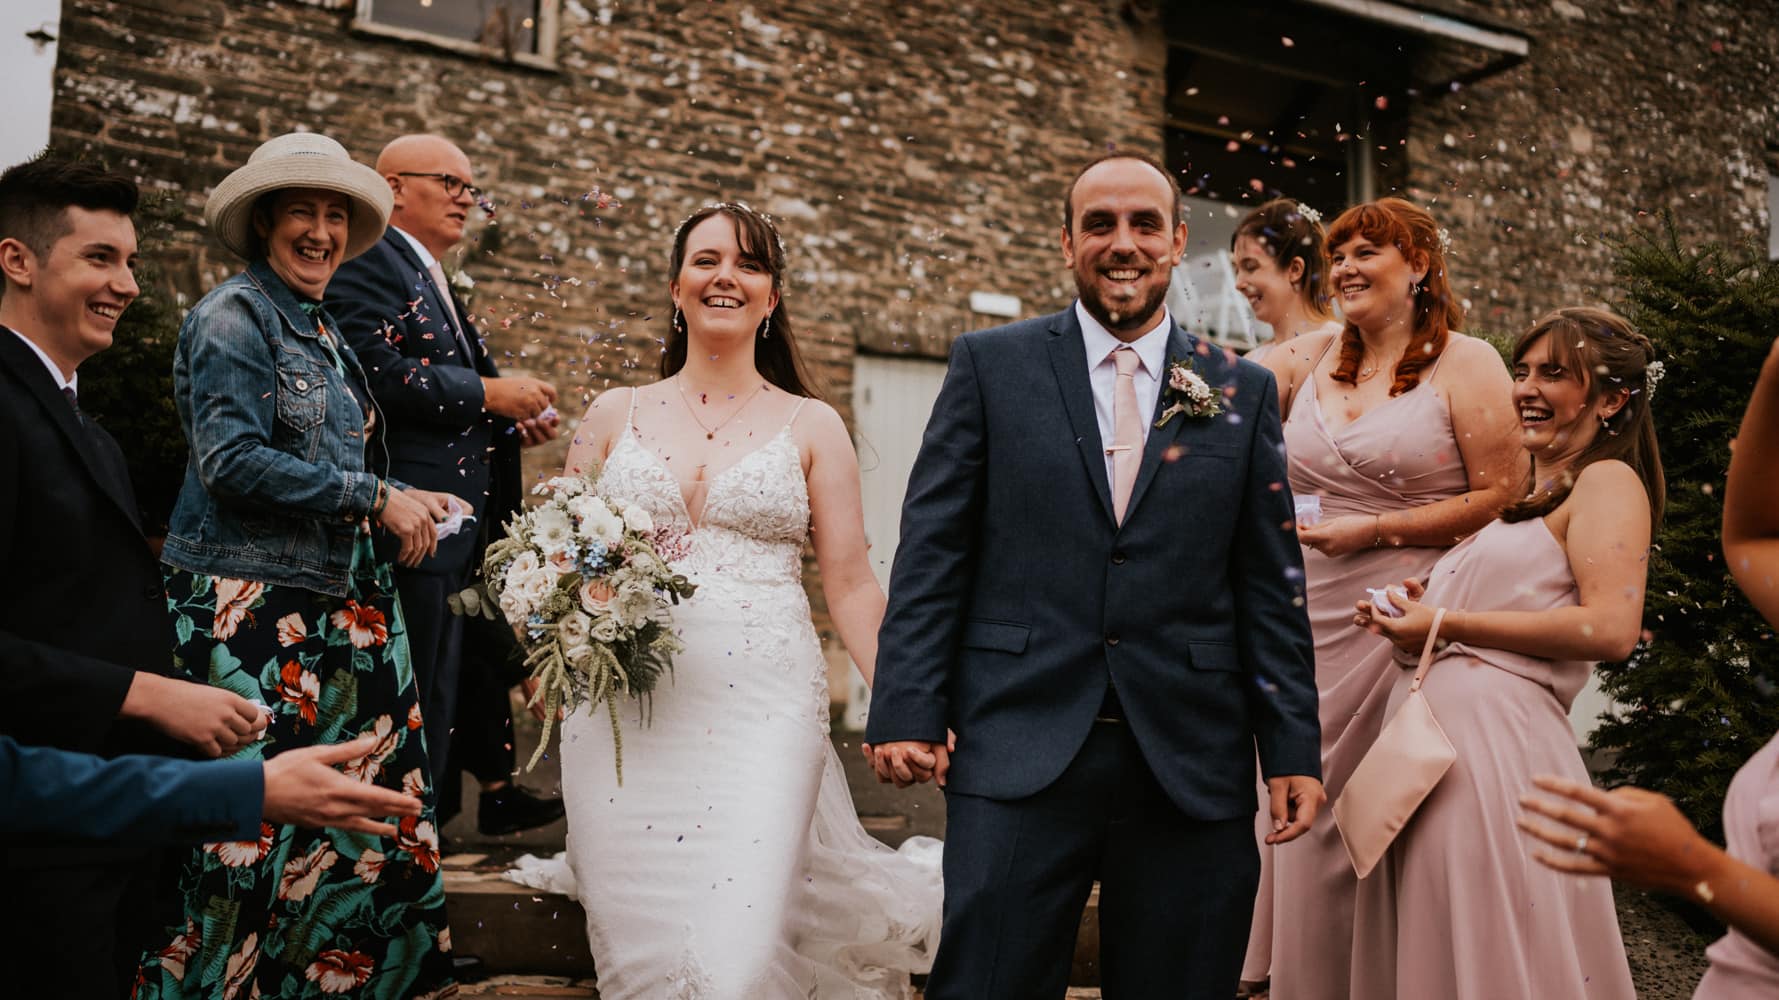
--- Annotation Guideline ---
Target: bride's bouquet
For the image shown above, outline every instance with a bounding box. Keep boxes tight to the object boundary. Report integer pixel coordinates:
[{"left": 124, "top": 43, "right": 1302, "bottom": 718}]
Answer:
[{"left": 455, "top": 474, "right": 696, "bottom": 782}]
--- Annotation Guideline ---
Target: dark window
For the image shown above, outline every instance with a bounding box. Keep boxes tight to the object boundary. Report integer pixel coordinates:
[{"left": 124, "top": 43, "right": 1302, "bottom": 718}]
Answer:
[{"left": 358, "top": 0, "right": 544, "bottom": 60}]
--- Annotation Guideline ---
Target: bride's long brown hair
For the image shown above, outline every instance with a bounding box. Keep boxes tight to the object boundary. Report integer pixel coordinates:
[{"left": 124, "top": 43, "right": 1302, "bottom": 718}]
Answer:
[{"left": 659, "top": 202, "right": 822, "bottom": 400}]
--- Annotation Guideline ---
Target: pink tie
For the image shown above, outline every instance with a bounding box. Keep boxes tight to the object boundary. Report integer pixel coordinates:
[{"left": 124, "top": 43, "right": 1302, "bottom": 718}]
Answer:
[
  {"left": 426, "top": 260, "right": 476, "bottom": 363},
  {"left": 1110, "top": 345, "right": 1141, "bottom": 524}
]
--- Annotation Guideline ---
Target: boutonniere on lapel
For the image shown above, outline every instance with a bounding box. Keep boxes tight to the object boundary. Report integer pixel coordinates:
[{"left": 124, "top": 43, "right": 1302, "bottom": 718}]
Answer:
[
  {"left": 1155, "top": 357, "right": 1223, "bottom": 427},
  {"left": 445, "top": 265, "right": 476, "bottom": 308}
]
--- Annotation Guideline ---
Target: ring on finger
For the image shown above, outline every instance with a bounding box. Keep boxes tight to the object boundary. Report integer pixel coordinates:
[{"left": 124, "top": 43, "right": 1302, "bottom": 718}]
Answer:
[{"left": 1574, "top": 833, "right": 1589, "bottom": 854}]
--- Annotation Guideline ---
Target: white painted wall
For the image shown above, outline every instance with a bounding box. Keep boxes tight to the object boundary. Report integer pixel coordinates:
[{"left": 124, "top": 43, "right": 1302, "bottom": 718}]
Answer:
[
  {"left": 0, "top": 0, "right": 61, "bottom": 169},
  {"left": 840, "top": 354, "right": 948, "bottom": 729}
]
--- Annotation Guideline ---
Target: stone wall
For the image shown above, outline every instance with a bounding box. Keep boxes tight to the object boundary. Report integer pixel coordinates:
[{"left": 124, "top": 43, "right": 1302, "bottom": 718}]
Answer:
[
  {"left": 1398, "top": 0, "right": 1778, "bottom": 335},
  {"left": 50, "top": 0, "right": 1170, "bottom": 677}
]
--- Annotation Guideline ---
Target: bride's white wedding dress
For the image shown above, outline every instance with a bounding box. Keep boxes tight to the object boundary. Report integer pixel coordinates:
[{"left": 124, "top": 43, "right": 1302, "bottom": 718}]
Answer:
[{"left": 507, "top": 394, "right": 942, "bottom": 999}]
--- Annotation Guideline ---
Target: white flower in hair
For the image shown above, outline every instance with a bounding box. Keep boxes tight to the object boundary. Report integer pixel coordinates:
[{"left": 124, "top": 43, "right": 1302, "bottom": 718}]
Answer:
[
  {"left": 1437, "top": 227, "right": 1453, "bottom": 255},
  {"left": 1645, "top": 360, "right": 1666, "bottom": 397},
  {"left": 1296, "top": 202, "right": 1322, "bottom": 226}
]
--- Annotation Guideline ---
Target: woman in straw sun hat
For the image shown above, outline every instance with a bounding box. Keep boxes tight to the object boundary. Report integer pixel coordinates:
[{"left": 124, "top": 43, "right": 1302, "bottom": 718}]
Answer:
[{"left": 139, "top": 132, "right": 462, "bottom": 999}]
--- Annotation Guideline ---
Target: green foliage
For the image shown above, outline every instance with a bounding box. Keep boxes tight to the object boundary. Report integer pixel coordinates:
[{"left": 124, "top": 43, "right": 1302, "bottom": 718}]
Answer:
[
  {"left": 1589, "top": 216, "right": 1779, "bottom": 843},
  {"left": 78, "top": 190, "right": 188, "bottom": 534}
]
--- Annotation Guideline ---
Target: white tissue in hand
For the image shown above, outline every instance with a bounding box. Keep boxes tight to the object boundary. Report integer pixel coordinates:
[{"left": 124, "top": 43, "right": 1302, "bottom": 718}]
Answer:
[
  {"left": 1368, "top": 586, "right": 1407, "bottom": 618},
  {"left": 436, "top": 497, "right": 477, "bottom": 540},
  {"left": 247, "top": 700, "right": 272, "bottom": 739},
  {"left": 1295, "top": 494, "right": 1323, "bottom": 527}
]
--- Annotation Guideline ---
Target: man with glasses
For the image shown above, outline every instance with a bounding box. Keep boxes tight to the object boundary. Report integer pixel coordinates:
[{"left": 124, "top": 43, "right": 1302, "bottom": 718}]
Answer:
[{"left": 328, "top": 135, "right": 564, "bottom": 864}]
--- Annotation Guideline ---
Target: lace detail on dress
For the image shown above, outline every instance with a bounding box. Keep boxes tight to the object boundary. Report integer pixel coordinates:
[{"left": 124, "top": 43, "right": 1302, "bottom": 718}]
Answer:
[{"left": 665, "top": 928, "right": 715, "bottom": 1000}]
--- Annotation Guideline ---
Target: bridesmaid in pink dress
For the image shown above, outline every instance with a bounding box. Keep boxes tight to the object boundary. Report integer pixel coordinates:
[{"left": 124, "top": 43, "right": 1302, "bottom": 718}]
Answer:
[
  {"left": 1521, "top": 335, "right": 1779, "bottom": 998},
  {"left": 1227, "top": 198, "right": 1341, "bottom": 998},
  {"left": 1352, "top": 307, "right": 1659, "bottom": 998},
  {"left": 1261, "top": 198, "right": 1524, "bottom": 1000}
]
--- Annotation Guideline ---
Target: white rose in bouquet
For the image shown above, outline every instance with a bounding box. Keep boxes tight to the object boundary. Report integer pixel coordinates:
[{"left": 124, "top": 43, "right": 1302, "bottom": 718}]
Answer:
[
  {"left": 590, "top": 616, "right": 622, "bottom": 643},
  {"left": 564, "top": 642, "right": 595, "bottom": 665},
  {"left": 558, "top": 611, "right": 593, "bottom": 648},
  {"left": 510, "top": 562, "right": 558, "bottom": 610},
  {"left": 531, "top": 506, "right": 576, "bottom": 557},
  {"left": 622, "top": 504, "right": 654, "bottom": 534},
  {"left": 498, "top": 588, "right": 531, "bottom": 627},
  {"left": 615, "top": 582, "right": 658, "bottom": 630},
  {"left": 541, "top": 475, "right": 586, "bottom": 498},
  {"left": 566, "top": 494, "right": 607, "bottom": 529}
]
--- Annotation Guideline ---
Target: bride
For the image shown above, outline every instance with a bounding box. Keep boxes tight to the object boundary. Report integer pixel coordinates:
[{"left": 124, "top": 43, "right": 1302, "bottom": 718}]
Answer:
[{"left": 508, "top": 201, "right": 941, "bottom": 998}]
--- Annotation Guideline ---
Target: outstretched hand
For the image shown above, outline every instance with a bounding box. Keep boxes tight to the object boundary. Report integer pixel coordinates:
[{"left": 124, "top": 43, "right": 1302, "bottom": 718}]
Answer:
[
  {"left": 1517, "top": 774, "right": 1715, "bottom": 890},
  {"left": 1266, "top": 774, "right": 1326, "bottom": 844},
  {"left": 261, "top": 734, "right": 423, "bottom": 836}
]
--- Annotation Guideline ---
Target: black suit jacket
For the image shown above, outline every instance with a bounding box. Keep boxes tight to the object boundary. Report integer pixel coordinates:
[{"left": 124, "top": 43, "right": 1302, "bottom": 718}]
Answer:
[
  {"left": 0, "top": 329, "right": 179, "bottom": 756},
  {"left": 326, "top": 229, "right": 523, "bottom": 573},
  {"left": 866, "top": 308, "right": 1320, "bottom": 821}
]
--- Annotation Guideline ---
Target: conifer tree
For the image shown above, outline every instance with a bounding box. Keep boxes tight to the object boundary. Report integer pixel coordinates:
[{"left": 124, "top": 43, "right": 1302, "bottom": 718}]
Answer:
[{"left": 1590, "top": 218, "right": 1779, "bottom": 841}]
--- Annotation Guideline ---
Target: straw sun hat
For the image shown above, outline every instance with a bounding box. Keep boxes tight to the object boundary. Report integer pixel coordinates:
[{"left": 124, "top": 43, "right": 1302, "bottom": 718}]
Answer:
[{"left": 204, "top": 132, "right": 393, "bottom": 262}]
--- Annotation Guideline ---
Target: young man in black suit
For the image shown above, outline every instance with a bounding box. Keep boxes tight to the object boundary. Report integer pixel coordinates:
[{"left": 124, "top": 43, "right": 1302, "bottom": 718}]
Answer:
[
  {"left": 0, "top": 157, "right": 266, "bottom": 997},
  {"left": 327, "top": 134, "right": 563, "bottom": 837}
]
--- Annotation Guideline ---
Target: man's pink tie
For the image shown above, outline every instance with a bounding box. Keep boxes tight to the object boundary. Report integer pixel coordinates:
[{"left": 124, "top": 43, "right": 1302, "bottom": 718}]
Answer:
[{"left": 1110, "top": 345, "right": 1141, "bottom": 524}]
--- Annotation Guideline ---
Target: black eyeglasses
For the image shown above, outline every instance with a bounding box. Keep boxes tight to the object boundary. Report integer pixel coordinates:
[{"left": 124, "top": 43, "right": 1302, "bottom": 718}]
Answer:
[{"left": 398, "top": 171, "right": 484, "bottom": 201}]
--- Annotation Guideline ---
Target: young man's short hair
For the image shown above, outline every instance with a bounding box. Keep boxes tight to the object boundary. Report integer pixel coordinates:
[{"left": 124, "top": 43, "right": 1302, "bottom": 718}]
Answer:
[
  {"left": 1061, "top": 150, "right": 1183, "bottom": 233},
  {"left": 0, "top": 155, "right": 139, "bottom": 260}
]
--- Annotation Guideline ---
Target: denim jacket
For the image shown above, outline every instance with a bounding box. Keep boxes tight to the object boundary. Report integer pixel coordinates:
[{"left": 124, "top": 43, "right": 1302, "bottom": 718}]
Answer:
[{"left": 162, "top": 259, "right": 402, "bottom": 597}]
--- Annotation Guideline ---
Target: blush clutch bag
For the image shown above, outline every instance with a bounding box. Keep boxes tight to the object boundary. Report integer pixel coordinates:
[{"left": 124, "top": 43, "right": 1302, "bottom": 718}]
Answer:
[{"left": 1333, "top": 607, "right": 1453, "bottom": 879}]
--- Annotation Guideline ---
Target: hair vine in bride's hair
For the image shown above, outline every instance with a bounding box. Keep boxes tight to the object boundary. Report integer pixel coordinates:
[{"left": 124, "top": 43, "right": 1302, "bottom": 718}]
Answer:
[{"left": 672, "top": 200, "right": 789, "bottom": 264}]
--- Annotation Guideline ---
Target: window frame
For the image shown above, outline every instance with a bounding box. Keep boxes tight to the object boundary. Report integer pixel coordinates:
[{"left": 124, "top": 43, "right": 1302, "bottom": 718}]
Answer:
[{"left": 351, "top": 0, "right": 560, "bottom": 70}]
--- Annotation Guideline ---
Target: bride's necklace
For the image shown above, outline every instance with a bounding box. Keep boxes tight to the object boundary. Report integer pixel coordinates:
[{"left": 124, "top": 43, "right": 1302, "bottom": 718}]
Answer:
[{"left": 675, "top": 377, "right": 766, "bottom": 441}]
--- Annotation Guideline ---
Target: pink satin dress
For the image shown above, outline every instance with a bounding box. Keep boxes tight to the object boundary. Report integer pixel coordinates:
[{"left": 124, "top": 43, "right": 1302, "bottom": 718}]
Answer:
[
  {"left": 1266, "top": 365, "right": 1470, "bottom": 1000},
  {"left": 1694, "top": 731, "right": 1779, "bottom": 998},
  {"left": 1349, "top": 517, "right": 1635, "bottom": 999}
]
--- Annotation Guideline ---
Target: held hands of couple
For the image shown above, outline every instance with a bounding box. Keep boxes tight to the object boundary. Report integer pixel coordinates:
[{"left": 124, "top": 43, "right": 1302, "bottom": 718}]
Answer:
[
  {"left": 373, "top": 486, "right": 469, "bottom": 567},
  {"left": 864, "top": 731, "right": 959, "bottom": 788},
  {"left": 1266, "top": 774, "right": 1326, "bottom": 845},
  {"left": 262, "top": 733, "right": 423, "bottom": 837}
]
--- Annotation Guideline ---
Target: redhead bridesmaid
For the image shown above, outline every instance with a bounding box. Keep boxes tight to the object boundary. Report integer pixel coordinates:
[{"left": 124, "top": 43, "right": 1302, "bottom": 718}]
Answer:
[{"left": 1259, "top": 198, "right": 1524, "bottom": 1000}]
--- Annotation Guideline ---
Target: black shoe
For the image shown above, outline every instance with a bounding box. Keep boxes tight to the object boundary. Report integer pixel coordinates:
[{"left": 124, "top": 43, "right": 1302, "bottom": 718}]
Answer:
[
  {"left": 477, "top": 784, "right": 566, "bottom": 835},
  {"left": 451, "top": 954, "right": 488, "bottom": 983}
]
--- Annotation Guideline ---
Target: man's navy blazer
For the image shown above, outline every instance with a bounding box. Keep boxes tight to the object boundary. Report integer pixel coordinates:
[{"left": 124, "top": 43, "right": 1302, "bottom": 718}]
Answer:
[
  {"left": 0, "top": 735, "right": 260, "bottom": 845},
  {"left": 326, "top": 229, "right": 523, "bottom": 571},
  {"left": 865, "top": 307, "right": 1320, "bottom": 820}
]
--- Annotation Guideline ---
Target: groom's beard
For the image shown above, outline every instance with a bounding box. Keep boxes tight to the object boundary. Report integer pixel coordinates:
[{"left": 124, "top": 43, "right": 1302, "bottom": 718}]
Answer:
[{"left": 1073, "top": 255, "right": 1171, "bottom": 335}]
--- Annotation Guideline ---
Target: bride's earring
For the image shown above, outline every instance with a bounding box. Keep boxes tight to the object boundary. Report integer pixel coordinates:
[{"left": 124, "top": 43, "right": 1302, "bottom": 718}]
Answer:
[
  {"left": 759, "top": 314, "right": 772, "bottom": 340},
  {"left": 673, "top": 307, "right": 686, "bottom": 337}
]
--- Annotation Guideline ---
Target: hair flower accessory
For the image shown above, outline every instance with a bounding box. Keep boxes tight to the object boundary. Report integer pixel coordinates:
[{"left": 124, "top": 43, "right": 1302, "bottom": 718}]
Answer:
[
  {"left": 1296, "top": 202, "right": 1322, "bottom": 226},
  {"left": 1437, "top": 227, "right": 1453, "bottom": 255},
  {"left": 1155, "top": 358, "right": 1224, "bottom": 427},
  {"left": 1644, "top": 359, "right": 1666, "bottom": 397}
]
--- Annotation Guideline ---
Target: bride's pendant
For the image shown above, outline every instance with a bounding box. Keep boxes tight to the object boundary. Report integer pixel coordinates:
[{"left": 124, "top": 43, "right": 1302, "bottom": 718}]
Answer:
[{"left": 706, "top": 432, "right": 715, "bottom": 440}]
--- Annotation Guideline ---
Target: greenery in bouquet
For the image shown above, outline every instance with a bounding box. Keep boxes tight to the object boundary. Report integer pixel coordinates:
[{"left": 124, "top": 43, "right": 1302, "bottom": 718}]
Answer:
[{"left": 463, "top": 473, "right": 696, "bottom": 781}]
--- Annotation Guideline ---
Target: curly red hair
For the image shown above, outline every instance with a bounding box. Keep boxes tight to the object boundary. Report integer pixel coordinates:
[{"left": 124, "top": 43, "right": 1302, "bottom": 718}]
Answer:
[{"left": 1325, "top": 197, "right": 1463, "bottom": 396}]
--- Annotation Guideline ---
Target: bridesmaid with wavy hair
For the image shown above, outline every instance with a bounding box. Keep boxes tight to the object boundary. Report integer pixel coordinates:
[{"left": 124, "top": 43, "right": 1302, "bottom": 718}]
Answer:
[
  {"left": 1231, "top": 198, "right": 1341, "bottom": 366},
  {"left": 1350, "top": 307, "right": 1655, "bottom": 999},
  {"left": 1260, "top": 197, "right": 1524, "bottom": 1000}
]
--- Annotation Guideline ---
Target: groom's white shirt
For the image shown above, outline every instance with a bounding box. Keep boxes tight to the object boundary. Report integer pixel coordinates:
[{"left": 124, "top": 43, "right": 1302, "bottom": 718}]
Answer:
[{"left": 1077, "top": 300, "right": 1171, "bottom": 486}]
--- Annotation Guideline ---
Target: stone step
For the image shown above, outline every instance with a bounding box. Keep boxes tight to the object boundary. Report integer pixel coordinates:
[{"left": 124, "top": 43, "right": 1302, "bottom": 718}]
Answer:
[
  {"left": 455, "top": 975, "right": 1107, "bottom": 1000},
  {"left": 443, "top": 849, "right": 1103, "bottom": 987}
]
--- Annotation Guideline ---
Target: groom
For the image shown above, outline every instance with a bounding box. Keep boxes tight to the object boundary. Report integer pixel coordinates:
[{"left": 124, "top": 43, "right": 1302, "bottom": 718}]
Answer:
[{"left": 866, "top": 151, "right": 1323, "bottom": 999}]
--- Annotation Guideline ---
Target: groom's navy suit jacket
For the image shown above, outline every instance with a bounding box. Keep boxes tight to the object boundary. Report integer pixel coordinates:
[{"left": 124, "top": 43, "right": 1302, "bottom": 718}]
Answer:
[{"left": 867, "top": 308, "right": 1320, "bottom": 820}]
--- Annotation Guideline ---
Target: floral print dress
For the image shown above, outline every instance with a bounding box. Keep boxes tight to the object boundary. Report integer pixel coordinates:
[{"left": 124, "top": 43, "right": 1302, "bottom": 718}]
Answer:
[{"left": 136, "top": 533, "right": 456, "bottom": 1000}]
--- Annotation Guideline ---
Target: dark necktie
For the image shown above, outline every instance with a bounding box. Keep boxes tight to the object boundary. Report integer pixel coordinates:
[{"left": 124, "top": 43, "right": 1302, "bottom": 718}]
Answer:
[{"left": 62, "top": 385, "right": 82, "bottom": 422}]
